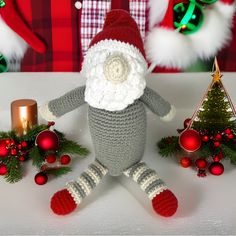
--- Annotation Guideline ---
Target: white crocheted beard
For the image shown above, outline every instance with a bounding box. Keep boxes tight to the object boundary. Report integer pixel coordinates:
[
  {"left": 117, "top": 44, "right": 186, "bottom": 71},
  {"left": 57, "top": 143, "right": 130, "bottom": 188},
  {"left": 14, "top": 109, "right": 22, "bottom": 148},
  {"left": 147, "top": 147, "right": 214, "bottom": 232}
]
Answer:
[{"left": 82, "top": 40, "right": 148, "bottom": 112}]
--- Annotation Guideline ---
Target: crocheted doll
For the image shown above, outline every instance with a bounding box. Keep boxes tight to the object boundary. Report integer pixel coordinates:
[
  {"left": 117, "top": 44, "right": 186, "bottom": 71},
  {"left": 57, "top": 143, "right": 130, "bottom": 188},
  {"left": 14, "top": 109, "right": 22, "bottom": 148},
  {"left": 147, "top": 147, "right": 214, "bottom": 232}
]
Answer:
[{"left": 40, "top": 9, "right": 178, "bottom": 217}]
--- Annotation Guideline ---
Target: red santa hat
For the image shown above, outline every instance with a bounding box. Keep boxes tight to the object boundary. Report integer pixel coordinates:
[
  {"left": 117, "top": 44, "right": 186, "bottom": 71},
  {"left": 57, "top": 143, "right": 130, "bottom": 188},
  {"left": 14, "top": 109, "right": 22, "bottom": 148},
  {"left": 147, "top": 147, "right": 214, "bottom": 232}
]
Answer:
[
  {"left": 88, "top": 9, "right": 146, "bottom": 59},
  {"left": 145, "top": 0, "right": 235, "bottom": 71},
  {"left": 0, "top": 0, "right": 45, "bottom": 60}
]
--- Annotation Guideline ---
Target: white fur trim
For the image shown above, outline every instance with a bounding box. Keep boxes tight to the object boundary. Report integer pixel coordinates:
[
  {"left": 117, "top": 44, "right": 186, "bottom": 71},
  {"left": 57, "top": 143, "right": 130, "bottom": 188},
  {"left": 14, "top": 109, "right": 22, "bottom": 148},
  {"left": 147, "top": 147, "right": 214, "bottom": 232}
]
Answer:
[
  {"left": 39, "top": 102, "right": 57, "bottom": 121},
  {"left": 189, "top": 3, "right": 235, "bottom": 59},
  {"left": 83, "top": 40, "right": 147, "bottom": 111},
  {"left": 145, "top": 28, "right": 196, "bottom": 69},
  {"left": 160, "top": 105, "right": 176, "bottom": 122},
  {"left": 0, "top": 17, "right": 27, "bottom": 61},
  {"left": 216, "top": 1, "right": 236, "bottom": 20},
  {"left": 148, "top": 0, "right": 169, "bottom": 29}
]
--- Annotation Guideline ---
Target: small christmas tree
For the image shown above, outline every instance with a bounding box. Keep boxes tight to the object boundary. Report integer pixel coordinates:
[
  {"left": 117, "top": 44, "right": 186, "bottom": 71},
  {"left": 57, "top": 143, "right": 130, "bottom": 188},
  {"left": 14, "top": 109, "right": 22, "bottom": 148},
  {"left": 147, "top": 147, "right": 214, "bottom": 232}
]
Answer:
[
  {"left": 192, "top": 64, "right": 236, "bottom": 133},
  {"left": 157, "top": 58, "right": 236, "bottom": 177}
]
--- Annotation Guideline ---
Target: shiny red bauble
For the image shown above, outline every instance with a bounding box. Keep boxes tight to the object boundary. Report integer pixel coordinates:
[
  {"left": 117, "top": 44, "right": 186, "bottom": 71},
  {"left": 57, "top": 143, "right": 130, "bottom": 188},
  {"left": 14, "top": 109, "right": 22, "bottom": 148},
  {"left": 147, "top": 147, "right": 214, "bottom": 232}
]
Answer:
[
  {"left": 228, "top": 133, "right": 234, "bottom": 139},
  {"left": 180, "top": 157, "right": 191, "bottom": 168},
  {"left": 21, "top": 141, "right": 28, "bottom": 148},
  {"left": 0, "top": 140, "right": 9, "bottom": 158},
  {"left": 213, "top": 141, "right": 221, "bottom": 148},
  {"left": 0, "top": 164, "right": 8, "bottom": 175},
  {"left": 209, "top": 162, "right": 224, "bottom": 176},
  {"left": 202, "top": 135, "right": 209, "bottom": 142},
  {"left": 179, "top": 129, "right": 202, "bottom": 152},
  {"left": 45, "top": 154, "right": 57, "bottom": 164},
  {"left": 195, "top": 158, "right": 207, "bottom": 169},
  {"left": 224, "top": 128, "right": 231, "bottom": 134},
  {"left": 214, "top": 133, "right": 222, "bottom": 141},
  {"left": 183, "top": 118, "right": 192, "bottom": 129},
  {"left": 34, "top": 172, "right": 48, "bottom": 185},
  {"left": 35, "top": 130, "right": 59, "bottom": 151},
  {"left": 60, "top": 155, "right": 71, "bottom": 165}
]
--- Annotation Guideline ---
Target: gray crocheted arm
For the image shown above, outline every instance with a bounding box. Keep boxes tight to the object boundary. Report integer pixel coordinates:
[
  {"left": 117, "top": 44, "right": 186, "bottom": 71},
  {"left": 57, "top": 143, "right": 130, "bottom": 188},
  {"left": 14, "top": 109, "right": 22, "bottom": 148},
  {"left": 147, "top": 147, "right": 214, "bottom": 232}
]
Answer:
[
  {"left": 39, "top": 86, "right": 86, "bottom": 121},
  {"left": 140, "top": 87, "right": 175, "bottom": 121}
]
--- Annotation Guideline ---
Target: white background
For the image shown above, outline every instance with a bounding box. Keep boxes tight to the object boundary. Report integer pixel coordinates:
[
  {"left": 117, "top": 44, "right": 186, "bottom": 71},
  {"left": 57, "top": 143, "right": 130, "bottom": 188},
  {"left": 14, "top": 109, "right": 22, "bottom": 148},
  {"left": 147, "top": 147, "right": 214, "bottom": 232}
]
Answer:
[{"left": 0, "top": 72, "right": 236, "bottom": 235}]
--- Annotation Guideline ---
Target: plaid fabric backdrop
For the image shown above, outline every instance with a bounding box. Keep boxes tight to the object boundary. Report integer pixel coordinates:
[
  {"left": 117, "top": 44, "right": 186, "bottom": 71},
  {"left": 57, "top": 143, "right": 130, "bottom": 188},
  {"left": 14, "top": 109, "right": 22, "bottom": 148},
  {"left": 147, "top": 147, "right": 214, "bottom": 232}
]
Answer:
[
  {"left": 21, "top": 0, "right": 148, "bottom": 71},
  {"left": 80, "top": 0, "right": 148, "bottom": 56}
]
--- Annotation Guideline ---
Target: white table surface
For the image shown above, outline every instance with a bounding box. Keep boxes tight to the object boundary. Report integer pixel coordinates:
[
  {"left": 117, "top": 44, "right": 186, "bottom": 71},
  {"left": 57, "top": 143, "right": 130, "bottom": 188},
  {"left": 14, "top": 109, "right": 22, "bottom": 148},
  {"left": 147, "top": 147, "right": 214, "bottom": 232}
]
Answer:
[{"left": 0, "top": 72, "right": 236, "bottom": 235}]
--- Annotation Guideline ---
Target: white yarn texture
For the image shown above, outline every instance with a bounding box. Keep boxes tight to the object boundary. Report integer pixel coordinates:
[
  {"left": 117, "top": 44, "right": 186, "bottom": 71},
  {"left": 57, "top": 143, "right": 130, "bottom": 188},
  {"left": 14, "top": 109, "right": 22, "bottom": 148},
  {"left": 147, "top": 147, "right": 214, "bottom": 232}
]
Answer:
[{"left": 82, "top": 40, "right": 148, "bottom": 112}]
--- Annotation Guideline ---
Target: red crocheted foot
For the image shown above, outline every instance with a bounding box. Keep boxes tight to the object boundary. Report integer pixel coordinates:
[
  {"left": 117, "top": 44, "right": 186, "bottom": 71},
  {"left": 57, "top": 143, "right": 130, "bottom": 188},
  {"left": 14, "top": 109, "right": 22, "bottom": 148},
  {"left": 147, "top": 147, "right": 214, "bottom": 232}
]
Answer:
[
  {"left": 50, "top": 189, "right": 77, "bottom": 215},
  {"left": 152, "top": 189, "right": 178, "bottom": 217}
]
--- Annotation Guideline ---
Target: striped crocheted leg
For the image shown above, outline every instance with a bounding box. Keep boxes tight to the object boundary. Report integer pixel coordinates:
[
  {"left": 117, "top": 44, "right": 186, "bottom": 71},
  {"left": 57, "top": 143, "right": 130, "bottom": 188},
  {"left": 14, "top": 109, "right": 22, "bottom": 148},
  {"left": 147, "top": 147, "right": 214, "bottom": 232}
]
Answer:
[
  {"left": 123, "top": 162, "right": 178, "bottom": 217},
  {"left": 50, "top": 160, "right": 108, "bottom": 215}
]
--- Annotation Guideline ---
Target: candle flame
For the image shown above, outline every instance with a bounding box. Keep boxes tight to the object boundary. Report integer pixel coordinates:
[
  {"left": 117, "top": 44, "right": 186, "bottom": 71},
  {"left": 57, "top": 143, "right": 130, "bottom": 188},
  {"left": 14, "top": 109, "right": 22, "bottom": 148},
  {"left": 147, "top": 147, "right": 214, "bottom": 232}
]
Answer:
[{"left": 20, "top": 107, "right": 29, "bottom": 135}]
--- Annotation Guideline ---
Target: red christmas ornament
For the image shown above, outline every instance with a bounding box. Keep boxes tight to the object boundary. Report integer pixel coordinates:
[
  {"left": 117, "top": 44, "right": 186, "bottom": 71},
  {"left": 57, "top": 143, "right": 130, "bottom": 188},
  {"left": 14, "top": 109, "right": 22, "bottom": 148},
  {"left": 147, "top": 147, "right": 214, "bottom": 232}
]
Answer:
[
  {"left": 180, "top": 157, "right": 191, "bottom": 168},
  {"left": 228, "top": 133, "right": 234, "bottom": 139},
  {"left": 209, "top": 162, "right": 224, "bottom": 176},
  {"left": 34, "top": 172, "right": 48, "bottom": 185},
  {"left": 46, "top": 154, "right": 57, "bottom": 164},
  {"left": 224, "top": 128, "right": 231, "bottom": 134},
  {"left": 0, "top": 140, "right": 9, "bottom": 158},
  {"left": 0, "top": 163, "right": 8, "bottom": 175},
  {"left": 35, "top": 130, "right": 59, "bottom": 151},
  {"left": 179, "top": 129, "right": 202, "bottom": 152},
  {"left": 214, "top": 133, "right": 222, "bottom": 141},
  {"left": 60, "top": 155, "right": 71, "bottom": 165},
  {"left": 195, "top": 158, "right": 207, "bottom": 169},
  {"left": 183, "top": 118, "right": 192, "bottom": 129},
  {"left": 21, "top": 141, "right": 28, "bottom": 148},
  {"left": 202, "top": 135, "right": 209, "bottom": 142},
  {"left": 213, "top": 141, "right": 221, "bottom": 148}
]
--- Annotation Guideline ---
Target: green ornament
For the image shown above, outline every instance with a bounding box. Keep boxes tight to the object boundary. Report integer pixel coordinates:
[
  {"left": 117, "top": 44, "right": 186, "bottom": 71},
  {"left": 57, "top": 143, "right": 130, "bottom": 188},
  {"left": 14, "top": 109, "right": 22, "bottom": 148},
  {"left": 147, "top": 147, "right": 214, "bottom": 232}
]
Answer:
[
  {"left": 0, "top": 54, "right": 8, "bottom": 73},
  {"left": 174, "top": 1, "right": 204, "bottom": 35},
  {"left": 0, "top": 0, "right": 6, "bottom": 8},
  {"left": 197, "top": 0, "right": 218, "bottom": 5}
]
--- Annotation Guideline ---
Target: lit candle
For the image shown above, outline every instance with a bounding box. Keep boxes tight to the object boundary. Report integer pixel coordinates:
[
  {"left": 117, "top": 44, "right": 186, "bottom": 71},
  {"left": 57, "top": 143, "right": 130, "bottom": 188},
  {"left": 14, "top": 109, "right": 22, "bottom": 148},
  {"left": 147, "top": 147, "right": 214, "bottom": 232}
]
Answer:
[{"left": 11, "top": 99, "right": 38, "bottom": 136}]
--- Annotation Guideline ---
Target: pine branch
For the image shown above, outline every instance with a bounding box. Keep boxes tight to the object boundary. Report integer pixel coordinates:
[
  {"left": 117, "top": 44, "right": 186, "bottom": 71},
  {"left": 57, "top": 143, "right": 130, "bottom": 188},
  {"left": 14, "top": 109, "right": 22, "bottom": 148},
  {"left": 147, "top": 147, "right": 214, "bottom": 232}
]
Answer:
[
  {"left": 44, "top": 166, "right": 72, "bottom": 177},
  {"left": 58, "top": 140, "right": 89, "bottom": 157},
  {"left": 29, "top": 146, "right": 44, "bottom": 168},
  {"left": 0, "top": 131, "right": 18, "bottom": 141},
  {"left": 3, "top": 156, "right": 23, "bottom": 183},
  {"left": 157, "top": 136, "right": 181, "bottom": 157},
  {"left": 221, "top": 144, "right": 236, "bottom": 165}
]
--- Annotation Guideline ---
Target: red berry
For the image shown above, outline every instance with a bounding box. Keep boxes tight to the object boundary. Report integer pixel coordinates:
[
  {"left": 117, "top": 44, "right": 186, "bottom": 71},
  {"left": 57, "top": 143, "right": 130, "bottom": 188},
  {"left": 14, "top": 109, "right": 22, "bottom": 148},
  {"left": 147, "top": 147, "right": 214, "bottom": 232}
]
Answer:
[
  {"left": 224, "top": 128, "right": 231, "bottom": 134},
  {"left": 5, "top": 139, "right": 11, "bottom": 146},
  {"left": 34, "top": 172, "right": 48, "bottom": 185},
  {"left": 202, "top": 135, "right": 209, "bottom": 142},
  {"left": 17, "top": 144, "right": 22, "bottom": 150},
  {"left": 18, "top": 156, "right": 25, "bottom": 162},
  {"left": 228, "top": 133, "right": 234, "bottom": 139},
  {"left": 214, "top": 133, "right": 222, "bottom": 141},
  {"left": 213, "top": 156, "right": 221, "bottom": 162},
  {"left": 10, "top": 140, "right": 15, "bottom": 145},
  {"left": 214, "top": 141, "right": 221, "bottom": 148},
  {"left": 10, "top": 148, "right": 17, "bottom": 156},
  {"left": 45, "top": 154, "right": 57, "bottom": 164},
  {"left": 0, "top": 164, "right": 8, "bottom": 175},
  {"left": 180, "top": 157, "right": 191, "bottom": 168},
  {"left": 21, "top": 141, "right": 28, "bottom": 148},
  {"left": 195, "top": 158, "right": 207, "bottom": 169},
  {"left": 60, "top": 155, "right": 71, "bottom": 165}
]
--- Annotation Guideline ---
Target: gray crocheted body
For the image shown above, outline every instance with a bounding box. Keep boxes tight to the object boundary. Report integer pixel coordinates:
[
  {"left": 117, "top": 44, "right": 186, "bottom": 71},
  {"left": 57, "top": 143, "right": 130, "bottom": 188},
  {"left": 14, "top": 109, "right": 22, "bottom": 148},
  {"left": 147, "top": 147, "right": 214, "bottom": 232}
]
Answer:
[{"left": 47, "top": 86, "right": 171, "bottom": 176}]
